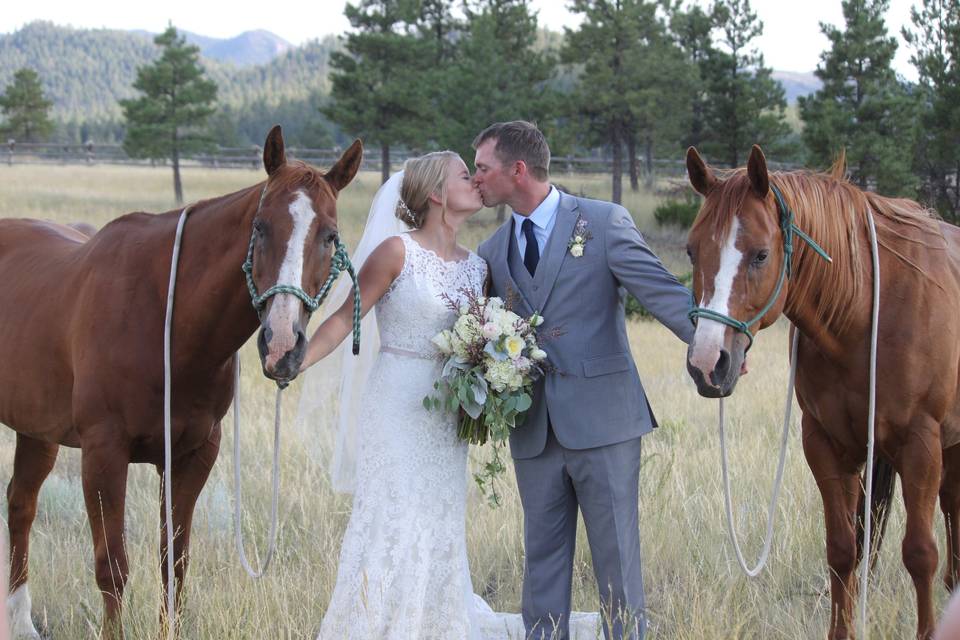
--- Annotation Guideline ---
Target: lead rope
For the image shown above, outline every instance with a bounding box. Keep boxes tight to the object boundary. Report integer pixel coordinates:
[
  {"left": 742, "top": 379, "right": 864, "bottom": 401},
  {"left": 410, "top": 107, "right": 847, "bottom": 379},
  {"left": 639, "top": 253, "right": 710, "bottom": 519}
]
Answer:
[
  {"left": 161, "top": 207, "right": 287, "bottom": 640},
  {"left": 717, "top": 211, "right": 880, "bottom": 639},
  {"left": 162, "top": 207, "right": 191, "bottom": 640},
  {"left": 232, "top": 358, "right": 282, "bottom": 578},
  {"left": 717, "top": 327, "right": 797, "bottom": 577},
  {"left": 859, "top": 211, "right": 881, "bottom": 639}
]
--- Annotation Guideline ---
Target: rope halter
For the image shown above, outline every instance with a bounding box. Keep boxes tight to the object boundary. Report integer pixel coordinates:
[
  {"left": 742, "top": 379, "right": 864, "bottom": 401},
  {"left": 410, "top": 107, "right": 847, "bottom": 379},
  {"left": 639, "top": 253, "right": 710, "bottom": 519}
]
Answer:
[
  {"left": 688, "top": 184, "right": 832, "bottom": 350},
  {"left": 240, "top": 184, "right": 362, "bottom": 357}
]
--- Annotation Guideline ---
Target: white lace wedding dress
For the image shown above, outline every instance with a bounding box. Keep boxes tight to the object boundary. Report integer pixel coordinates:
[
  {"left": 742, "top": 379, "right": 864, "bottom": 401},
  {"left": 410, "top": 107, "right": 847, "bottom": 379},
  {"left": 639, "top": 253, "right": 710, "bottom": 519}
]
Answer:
[{"left": 317, "top": 233, "right": 598, "bottom": 640}]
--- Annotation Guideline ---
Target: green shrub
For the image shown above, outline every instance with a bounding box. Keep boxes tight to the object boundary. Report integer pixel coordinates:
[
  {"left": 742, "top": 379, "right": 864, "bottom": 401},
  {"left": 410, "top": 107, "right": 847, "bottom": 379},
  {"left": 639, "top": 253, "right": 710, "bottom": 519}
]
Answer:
[
  {"left": 626, "top": 272, "right": 693, "bottom": 320},
  {"left": 653, "top": 199, "right": 701, "bottom": 228}
]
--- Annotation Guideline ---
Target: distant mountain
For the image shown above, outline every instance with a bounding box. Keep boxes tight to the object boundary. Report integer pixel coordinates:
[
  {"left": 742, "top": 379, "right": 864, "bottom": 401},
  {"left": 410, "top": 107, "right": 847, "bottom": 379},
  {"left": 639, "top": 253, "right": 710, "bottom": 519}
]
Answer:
[
  {"left": 130, "top": 27, "right": 294, "bottom": 67},
  {"left": 0, "top": 21, "right": 335, "bottom": 122},
  {"left": 772, "top": 70, "right": 822, "bottom": 103}
]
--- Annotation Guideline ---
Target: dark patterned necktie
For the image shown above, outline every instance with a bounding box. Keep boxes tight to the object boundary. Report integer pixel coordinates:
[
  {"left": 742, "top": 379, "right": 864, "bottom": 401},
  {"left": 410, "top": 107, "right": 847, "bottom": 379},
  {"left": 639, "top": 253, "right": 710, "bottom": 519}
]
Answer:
[{"left": 522, "top": 218, "right": 539, "bottom": 276}]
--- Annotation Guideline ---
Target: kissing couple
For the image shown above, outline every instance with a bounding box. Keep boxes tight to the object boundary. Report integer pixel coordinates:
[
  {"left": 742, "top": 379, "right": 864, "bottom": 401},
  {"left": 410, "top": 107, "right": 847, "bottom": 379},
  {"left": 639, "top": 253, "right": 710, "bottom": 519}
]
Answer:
[{"left": 297, "top": 120, "right": 694, "bottom": 640}]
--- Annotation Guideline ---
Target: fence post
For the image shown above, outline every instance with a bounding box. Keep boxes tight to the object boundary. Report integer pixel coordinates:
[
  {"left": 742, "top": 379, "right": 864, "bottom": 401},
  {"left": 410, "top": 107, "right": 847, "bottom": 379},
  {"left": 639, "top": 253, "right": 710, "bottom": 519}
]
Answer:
[
  {"left": 85, "top": 140, "right": 94, "bottom": 165},
  {"left": 253, "top": 146, "right": 261, "bottom": 170},
  {"left": 7, "top": 139, "right": 13, "bottom": 166}
]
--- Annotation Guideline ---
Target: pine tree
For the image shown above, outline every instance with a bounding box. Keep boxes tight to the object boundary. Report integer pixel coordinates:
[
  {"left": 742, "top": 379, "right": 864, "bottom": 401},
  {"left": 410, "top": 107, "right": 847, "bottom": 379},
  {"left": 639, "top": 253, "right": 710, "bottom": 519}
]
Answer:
[
  {"left": 625, "top": 5, "right": 693, "bottom": 190},
  {"left": 701, "top": 0, "right": 789, "bottom": 167},
  {"left": 120, "top": 25, "right": 218, "bottom": 205},
  {"left": 324, "top": 1, "right": 434, "bottom": 184},
  {"left": 0, "top": 68, "right": 54, "bottom": 142},
  {"left": 434, "top": 0, "right": 557, "bottom": 162},
  {"left": 798, "top": 0, "right": 916, "bottom": 194},
  {"left": 903, "top": 0, "right": 960, "bottom": 220},
  {"left": 563, "top": 0, "right": 659, "bottom": 204},
  {"left": 669, "top": 3, "right": 717, "bottom": 151}
]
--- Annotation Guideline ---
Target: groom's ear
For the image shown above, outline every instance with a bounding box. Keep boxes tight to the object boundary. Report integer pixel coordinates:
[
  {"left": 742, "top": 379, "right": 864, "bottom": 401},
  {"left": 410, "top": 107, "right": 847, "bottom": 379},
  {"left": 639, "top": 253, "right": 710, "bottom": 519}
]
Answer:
[{"left": 511, "top": 159, "right": 527, "bottom": 180}]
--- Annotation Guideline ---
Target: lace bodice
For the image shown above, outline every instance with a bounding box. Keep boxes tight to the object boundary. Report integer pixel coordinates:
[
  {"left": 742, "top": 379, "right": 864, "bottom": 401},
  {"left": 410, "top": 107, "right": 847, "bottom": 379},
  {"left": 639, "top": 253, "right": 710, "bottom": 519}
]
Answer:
[{"left": 376, "top": 233, "right": 487, "bottom": 355}]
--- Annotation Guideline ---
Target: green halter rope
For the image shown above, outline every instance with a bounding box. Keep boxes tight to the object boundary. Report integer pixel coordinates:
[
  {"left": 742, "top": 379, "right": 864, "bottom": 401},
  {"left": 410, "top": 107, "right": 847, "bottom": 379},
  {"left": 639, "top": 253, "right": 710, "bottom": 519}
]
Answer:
[
  {"left": 688, "top": 184, "right": 832, "bottom": 349},
  {"left": 241, "top": 184, "right": 362, "bottom": 356}
]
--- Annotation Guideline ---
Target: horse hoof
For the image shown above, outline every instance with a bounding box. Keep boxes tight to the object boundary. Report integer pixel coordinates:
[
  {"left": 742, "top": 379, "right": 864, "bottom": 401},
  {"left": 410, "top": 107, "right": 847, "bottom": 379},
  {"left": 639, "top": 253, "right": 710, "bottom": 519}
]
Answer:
[{"left": 7, "top": 585, "right": 42, "bottom": 639}]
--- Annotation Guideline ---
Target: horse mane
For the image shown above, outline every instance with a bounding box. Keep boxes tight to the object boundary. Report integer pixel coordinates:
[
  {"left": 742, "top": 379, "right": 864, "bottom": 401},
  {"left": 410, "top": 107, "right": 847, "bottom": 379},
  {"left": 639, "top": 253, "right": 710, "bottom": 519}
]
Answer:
[{"left": 692, "top": 167, "right": 943, "bottom": 334}]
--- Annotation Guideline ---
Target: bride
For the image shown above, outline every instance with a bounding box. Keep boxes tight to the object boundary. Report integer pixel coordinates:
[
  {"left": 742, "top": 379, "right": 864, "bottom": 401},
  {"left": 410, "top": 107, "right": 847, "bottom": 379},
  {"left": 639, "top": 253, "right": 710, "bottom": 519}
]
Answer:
[{"left": 298, "top": 151, "right": 598, "bottom": 639}]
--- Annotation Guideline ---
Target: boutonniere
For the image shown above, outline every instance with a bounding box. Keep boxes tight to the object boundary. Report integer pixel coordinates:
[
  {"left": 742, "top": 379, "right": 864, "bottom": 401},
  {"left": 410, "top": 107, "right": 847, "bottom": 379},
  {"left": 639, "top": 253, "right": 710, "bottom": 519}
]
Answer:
[{"left": 567, "top": 217, "right": 593, "bottom": 258}]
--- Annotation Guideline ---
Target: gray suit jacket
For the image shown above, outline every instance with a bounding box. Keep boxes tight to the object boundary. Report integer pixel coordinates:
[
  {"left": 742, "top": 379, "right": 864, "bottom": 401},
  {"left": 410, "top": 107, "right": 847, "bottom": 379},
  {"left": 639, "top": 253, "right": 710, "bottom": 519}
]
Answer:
[{"left": 477, "top": 191, "right": 695, "bottom": 459}]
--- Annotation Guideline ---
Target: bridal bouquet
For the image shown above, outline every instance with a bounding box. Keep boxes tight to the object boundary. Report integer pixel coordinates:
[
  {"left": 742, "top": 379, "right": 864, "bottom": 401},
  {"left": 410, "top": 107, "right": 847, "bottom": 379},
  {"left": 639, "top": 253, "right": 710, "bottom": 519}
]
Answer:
[{"left": 423, "top": 290, "right": 553, "bottom": 506}]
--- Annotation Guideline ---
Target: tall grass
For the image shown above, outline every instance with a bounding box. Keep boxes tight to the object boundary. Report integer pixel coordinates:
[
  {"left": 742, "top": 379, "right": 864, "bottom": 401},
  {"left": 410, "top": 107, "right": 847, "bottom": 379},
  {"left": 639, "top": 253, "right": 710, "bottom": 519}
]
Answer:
[{"left": 0, "top": 164, "right": 950, "bottom": 638}]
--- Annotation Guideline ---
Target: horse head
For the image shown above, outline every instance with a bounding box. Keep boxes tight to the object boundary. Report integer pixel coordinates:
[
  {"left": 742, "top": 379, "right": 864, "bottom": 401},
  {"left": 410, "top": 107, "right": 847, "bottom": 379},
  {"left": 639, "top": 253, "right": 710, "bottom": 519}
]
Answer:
[
  {"left": 248, "top": 125, "right": 363, "bottom": 383},
  {"left": 684, "top": 144, "right": 786, "bottom": 398}
]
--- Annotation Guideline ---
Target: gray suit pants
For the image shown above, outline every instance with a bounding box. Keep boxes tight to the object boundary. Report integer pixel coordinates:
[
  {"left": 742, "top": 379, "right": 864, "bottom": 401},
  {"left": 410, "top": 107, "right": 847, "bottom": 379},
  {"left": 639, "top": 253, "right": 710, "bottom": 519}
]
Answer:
[{"left": 514, "top": 425, "right": 646, "bottom": 640}]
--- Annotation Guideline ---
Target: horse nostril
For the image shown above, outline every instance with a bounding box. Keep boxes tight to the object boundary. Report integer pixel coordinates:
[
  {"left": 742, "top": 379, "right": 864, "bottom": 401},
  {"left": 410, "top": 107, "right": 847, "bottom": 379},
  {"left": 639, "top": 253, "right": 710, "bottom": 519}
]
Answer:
[{"left": 711, "top": 348, "right": 730, "bottom": 386}]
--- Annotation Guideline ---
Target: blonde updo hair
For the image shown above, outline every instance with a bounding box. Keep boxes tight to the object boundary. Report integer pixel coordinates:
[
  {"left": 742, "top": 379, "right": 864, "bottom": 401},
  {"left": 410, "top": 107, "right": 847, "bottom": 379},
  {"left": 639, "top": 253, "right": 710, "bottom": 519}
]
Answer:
[{"left": 396, "top": 150, "right": 460, "bottom": 229}]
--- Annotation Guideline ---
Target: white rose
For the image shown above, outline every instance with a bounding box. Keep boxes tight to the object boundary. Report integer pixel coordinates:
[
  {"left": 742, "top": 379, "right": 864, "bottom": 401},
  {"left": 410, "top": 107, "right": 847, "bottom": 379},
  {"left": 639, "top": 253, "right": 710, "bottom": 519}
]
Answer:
[
  {"left": 431, "top": 330, "right": 454, "bottom": 354},
  {"left": 570, "top": 244, "right": 584, "bottom": 257},
  {"left": 530, "top": 348, "right": 547, "bottom": 361},
  {"left": 481, "top": 322, "right": 500, "bottom": 340},
  {"left": 498, "top": 311, "right": 522, "bottom": 335},
  {"left": 575, "top": 235, "right": 584, "bottom": 243}
]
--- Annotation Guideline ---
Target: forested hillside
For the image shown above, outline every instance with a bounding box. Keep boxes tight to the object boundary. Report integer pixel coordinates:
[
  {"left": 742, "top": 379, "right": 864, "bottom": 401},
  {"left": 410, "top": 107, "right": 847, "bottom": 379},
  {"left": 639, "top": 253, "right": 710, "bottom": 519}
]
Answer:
[{"left": 0, "top": 22, "right": 339, "bottom": 144}]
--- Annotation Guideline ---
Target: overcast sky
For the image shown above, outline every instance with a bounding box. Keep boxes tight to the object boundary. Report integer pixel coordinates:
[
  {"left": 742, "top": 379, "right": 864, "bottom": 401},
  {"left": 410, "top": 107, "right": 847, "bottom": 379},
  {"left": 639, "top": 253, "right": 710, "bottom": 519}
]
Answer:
[{"left": 0, "top": 0, "right": 920, "bottom": 80}]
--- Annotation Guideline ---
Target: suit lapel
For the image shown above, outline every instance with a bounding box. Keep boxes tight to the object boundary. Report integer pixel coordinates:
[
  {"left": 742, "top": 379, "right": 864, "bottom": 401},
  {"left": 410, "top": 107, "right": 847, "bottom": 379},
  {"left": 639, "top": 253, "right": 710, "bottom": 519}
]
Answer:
[
  {"left": 531, "top": 193, "right": 579, "bottom": 311},
  {"left": 491, "top": 218, "right": 534, "bottom": 314}
]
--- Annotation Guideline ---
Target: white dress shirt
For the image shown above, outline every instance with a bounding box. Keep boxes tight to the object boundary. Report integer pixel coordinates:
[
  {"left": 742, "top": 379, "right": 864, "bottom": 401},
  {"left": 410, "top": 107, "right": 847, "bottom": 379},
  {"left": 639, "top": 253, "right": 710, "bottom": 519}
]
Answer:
[{"left": 512, "top": 186, "right": 560, "bottom": 257}]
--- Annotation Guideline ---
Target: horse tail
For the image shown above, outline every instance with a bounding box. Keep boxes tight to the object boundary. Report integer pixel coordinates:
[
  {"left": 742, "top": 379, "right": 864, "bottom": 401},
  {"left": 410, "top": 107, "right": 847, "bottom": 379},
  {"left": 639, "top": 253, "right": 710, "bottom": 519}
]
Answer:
[{"left": 856, "top": 456, "right": 897, "bottom": 572}]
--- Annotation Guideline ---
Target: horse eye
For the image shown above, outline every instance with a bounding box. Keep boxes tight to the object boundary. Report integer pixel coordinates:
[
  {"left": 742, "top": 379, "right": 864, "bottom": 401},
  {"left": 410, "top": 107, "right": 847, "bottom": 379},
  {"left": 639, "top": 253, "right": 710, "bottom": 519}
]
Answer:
[
  {"left": 685, "top": 246, "right": 694, "bottom": 263},
  {"left": 753, "top": 250, "right": 769, "bottom": 265}
]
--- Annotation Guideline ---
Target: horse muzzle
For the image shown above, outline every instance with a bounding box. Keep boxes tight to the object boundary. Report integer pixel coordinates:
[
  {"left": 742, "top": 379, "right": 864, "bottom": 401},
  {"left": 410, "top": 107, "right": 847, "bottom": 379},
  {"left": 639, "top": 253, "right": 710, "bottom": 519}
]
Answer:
[
  {"left": 686, "top": 342, "right": 746, "bottom": 398},
  {"left": 257, "top": 324, "right": 307, "bottom": 384}
]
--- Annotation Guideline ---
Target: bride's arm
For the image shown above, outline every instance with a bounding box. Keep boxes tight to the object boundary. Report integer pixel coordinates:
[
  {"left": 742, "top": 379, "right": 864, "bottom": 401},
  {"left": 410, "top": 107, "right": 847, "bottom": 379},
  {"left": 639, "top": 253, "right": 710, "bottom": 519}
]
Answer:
[{"left": 300, "top": 236, "right": 404, "bottom": 370}]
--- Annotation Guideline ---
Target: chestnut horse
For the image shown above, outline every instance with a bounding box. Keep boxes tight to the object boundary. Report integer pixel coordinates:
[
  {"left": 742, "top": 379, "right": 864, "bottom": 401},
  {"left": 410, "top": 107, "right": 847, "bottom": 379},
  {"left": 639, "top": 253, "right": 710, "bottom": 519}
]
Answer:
[
  {"left": 0, "top": 126, "right": 362, "bottom": 638},
  {"left": 684, "top": 145, "right": 960, "bottom": 639}
]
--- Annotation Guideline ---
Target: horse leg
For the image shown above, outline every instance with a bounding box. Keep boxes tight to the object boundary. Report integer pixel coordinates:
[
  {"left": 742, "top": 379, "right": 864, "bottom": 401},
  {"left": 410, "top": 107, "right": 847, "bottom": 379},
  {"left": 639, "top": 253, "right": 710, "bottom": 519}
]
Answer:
[
  {"left": 5, "top": 435, "right": 58, "bottom": 640},
  {"left": 940, "top": 443, "right": 960, "bottom": 592},
  {"left": 897, "top": 427, "right": 941, "bottom": 639},
  {"left": 157, "top": 425, "right": 221, "bottom": 637},
  {"left": 81, "top": 441, "right": 130, "bottom": 640},
  {"left": 802, "top": 415, "right": 862, "bottom": 639}
]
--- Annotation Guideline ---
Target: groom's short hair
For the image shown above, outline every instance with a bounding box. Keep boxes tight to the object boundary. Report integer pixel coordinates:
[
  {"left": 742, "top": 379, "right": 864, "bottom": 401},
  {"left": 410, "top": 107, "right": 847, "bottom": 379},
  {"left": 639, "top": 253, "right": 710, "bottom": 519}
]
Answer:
[{"left": 472, "top": 121, "right": 550, "bottom": 182}]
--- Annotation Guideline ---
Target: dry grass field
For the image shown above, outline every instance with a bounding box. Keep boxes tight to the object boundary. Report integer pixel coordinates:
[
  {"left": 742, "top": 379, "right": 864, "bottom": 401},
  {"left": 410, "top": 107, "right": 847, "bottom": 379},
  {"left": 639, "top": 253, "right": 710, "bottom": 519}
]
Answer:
[{"left": 0, "top": 163, "right": 952, "bottom": 638}]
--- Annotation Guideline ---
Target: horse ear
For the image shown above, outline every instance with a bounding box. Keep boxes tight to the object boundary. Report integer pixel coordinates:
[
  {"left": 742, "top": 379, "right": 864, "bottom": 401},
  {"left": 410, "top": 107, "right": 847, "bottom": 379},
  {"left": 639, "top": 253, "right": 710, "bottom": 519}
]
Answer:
[
  {"left": 263, "top": 125, "right": 286, "bottom": 176},
  {"left": 686, "top": 147, "right": 717, "bottom": 196},
  {"left": 325, "top": 139, "right": 364, "bottom": 193},
  {"left": 747, "top": 144, "right": 769, "bottom": 198}
]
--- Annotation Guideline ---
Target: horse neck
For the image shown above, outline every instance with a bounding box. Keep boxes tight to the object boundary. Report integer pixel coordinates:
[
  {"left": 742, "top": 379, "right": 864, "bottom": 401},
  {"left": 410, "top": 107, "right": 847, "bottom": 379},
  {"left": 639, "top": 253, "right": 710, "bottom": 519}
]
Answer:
[
  {"left": 170, "top": 185, "right": 264, "bottom": 368},
  {"left": 780, "top": 181, "right": 874, "bottom": 362}
]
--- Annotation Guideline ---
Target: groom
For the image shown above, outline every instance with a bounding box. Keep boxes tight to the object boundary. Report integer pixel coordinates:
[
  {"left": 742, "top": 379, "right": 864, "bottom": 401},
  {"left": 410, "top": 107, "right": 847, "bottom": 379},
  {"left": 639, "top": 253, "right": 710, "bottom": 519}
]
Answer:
[{"left": 474, "top": 121, "right": 694, "bottom": 640}]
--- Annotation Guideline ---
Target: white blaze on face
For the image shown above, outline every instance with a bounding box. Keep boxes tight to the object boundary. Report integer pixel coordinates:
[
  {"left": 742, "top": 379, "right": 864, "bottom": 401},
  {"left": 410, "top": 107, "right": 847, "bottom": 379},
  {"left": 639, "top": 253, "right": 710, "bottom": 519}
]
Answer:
[
  {"left": 690, "top": 216, "right": 743, "bottom": 376},
  {"left": 265, "top": 190, "right": 315, "bottom": 365},
  {"left": 7, "top": 584, "right": 41, "bottom": 639}
]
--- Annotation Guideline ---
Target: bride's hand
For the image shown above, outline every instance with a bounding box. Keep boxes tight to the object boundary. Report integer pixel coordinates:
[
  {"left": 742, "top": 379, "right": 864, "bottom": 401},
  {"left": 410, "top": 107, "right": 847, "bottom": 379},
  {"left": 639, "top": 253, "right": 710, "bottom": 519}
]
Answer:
[{"left": 300, "top": 236, "right": 405, "bottom": 368}]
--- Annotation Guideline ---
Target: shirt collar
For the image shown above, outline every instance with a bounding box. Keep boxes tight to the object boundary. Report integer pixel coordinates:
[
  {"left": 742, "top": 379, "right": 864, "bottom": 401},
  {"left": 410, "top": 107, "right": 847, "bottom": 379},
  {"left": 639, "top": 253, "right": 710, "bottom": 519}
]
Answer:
[{"left": 512, "top": 186, "right": 560, "bottom": 231}]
